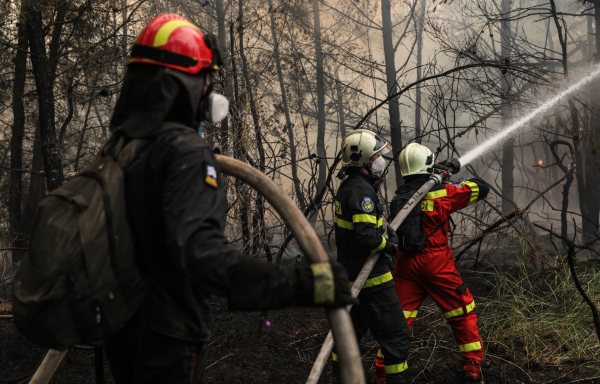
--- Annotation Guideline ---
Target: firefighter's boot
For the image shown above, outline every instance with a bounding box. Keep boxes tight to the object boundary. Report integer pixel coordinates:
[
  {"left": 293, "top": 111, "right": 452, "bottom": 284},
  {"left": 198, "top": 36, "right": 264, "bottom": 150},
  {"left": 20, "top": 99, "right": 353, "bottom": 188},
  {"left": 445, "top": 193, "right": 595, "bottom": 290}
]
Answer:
[
  {"left": 386, "top": 372, "right": 407, "bottom": 384},
  {"left": 463, "top": 359, "right": 483, "bottom": 383},
  {"left": 331, "top": 359, "right": 341, "bottom": 384}
]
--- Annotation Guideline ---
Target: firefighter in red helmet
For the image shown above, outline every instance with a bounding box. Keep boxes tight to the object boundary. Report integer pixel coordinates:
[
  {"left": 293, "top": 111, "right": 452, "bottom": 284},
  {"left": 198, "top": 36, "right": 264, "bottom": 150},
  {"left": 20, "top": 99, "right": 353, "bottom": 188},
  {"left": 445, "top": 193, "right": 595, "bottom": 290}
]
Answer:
[
  {"left": 375, "top": 144, "right": 490, "bottom": 383},
  {"left": 105, "top": 14, "right": 355, "bottom": 384}
]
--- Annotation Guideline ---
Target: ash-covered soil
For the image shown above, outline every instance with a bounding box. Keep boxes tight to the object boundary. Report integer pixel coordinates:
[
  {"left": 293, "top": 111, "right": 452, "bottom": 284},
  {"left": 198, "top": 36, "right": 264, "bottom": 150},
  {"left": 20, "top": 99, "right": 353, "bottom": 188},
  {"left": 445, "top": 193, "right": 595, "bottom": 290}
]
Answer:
[{"left": 1, "top": 261, "right": 599, "bottom": 384}]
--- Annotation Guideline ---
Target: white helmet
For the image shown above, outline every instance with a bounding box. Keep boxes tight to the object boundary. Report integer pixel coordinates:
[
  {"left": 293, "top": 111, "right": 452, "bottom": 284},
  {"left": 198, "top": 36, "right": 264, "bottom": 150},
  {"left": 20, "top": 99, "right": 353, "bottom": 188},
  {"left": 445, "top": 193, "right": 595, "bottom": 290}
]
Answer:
[
  {"left": 341, "top": 129, "right": 392, "bottom": 167},
  {"left": 398, "top": 143, "right": 435, "bottom": 177}
]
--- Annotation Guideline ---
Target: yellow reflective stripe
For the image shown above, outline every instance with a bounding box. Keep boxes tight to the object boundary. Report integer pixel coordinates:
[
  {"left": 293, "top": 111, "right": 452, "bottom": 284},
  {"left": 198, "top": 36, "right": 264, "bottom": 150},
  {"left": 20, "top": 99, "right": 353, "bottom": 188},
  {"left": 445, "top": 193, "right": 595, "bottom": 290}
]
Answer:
[
  {"left": 349, "top": 272, "right": 393, "bottom": 289},
  {"left": 311, "top": 263, "right": 334, "bottom": 304},
  {"left": 363, "top": 271, "right": 393, "bottom": 287},
  {"left": 331, "top": 352, "right": 338, "bottom": 361},
  {"left": 385, "top": 361, "right": 408, "bottom": 374},
  {"left": 464, "top": 181, "right": 479, "bottom": 206},
  {"left": 154, "top": 20, "right": 200, "bottom": 47},
  {"left": 376, "top": 349, "right": 384, "bottom": 358},
  {"left": 443, "top": 300, "right": 476, "bottom": 319},
  {"left": 335, "top": 217, "right": 354, "bottom": 230},
  {"left": 336, "top": 215, "right": 382, "bottom": 229},
  {"left": 335, "top": 200, "right": 342, "bottom": 215},
  {"left": 403, "top": 310, "right": 418, "bottom": 318},
  {"left": 466, "top": 300, "right": 476, "bottom": 313},
  {"left": 372, "top": 236, "right": 386, "bottom": 253},
  {"left": 421, "top": 200, "right": 434, "bottom": 212},
  {"left": 352, "top": 214, "right": 383, "bottom": 228},
  {"left": 458, "top": 341, "right": 482, "bottom": 352},
  {"left": 424, "top": 189, "right": 447, "bottom": 199},
  {"left": 352, "top": 214, "right": 378, "bottom": 225}
]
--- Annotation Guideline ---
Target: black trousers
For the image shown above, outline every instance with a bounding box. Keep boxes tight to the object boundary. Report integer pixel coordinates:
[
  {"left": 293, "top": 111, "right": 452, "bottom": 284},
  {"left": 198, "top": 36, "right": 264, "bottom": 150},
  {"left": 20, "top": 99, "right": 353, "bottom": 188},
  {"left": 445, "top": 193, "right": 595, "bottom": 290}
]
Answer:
[
  {"left": 105, "top": 322, "right": 207, "bottom": 384},
  {"left": 334, "top": 285, "right": 410, "bottom": 367}
]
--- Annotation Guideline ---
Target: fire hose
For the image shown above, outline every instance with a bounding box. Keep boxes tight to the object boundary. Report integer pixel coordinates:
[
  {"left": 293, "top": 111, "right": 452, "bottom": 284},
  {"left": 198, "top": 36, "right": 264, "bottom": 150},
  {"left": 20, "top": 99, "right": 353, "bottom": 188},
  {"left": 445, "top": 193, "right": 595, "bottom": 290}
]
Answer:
[
  {"left": 27, "top": 155, "right": 365, "bottom": 384},
  {"left": 306, "top": 169, "right": 451, "bottom": 384}
]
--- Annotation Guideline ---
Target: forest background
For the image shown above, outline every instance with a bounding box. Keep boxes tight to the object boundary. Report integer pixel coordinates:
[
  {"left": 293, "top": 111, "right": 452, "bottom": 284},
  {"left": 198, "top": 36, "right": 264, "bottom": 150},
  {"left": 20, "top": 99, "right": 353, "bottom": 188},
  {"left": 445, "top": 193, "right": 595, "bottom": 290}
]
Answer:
[{"left": 1, "top": 0, "right": 600, "bottom": 381}]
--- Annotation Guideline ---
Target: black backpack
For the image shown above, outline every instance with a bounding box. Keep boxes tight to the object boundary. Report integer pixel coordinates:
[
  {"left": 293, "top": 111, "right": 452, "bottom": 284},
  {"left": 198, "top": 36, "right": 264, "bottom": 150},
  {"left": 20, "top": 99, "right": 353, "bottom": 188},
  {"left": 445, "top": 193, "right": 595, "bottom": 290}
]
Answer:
[
  {"left": 12, "top": 124, "right": 194, "bottom": 350},
  {"left": 390, "top": 180, "right": 445, "bottom": 255}
]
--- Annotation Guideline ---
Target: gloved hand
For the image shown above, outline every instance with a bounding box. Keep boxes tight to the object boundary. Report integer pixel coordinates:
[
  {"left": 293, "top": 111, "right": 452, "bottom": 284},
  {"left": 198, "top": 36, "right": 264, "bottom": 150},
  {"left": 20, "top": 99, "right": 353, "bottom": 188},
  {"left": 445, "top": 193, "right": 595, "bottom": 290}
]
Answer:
[
  {"left": 440, "top": 158, "right": 461, "bottom": 174},
  {"left": 229, "top": 256, "right": 357, "bottom": 311},
  {"left": 382, "top": 226, "right": 399, "bottom": 256},
  {"left": 385, "top": 254, "right": 397, "bottom": 272},
  {"left": 296, "top": 261, "right": 358, "bottom": 307}
]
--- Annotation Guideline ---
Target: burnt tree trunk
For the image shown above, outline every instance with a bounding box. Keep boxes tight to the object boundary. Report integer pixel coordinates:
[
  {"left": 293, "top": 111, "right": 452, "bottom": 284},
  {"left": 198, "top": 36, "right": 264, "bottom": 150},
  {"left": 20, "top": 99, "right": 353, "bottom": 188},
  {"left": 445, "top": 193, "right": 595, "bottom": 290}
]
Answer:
[
  {"left": 268, "top": 0, "right": 305, "bottom": 210},
  {"left": 9, "top": 16, "right": 28, "bottom": 262},
  {"left": 26, "top": 0, "right": 65, "bottom": 191},
  {"left": 414, "top": 0, "right": 425, "bottom": 144},
  {"left": 312, "top": 0, "right": 327, "bottom": 202},
  {"left": 239, "top": 1, "right": 266, "bottom": 256},
  {"left": 216, "top": 0, "right": 231, "bottom": 152},
  {"left": 230, "top": 22, "right": 251, "bottom": 255},
  {"left": 22, "top": 123, "right": 44, "bottom": 239},
  {"left": 500, "top": 0, "right": 514, "bottom": 214},
  {"left": 381, "top": 0, "right": 403, "bottom": 187}
]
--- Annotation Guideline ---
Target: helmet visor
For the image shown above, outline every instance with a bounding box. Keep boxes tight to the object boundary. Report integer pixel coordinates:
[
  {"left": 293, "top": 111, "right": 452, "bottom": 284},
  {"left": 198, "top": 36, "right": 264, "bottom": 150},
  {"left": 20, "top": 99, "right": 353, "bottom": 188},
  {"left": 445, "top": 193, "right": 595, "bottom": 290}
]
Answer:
[{"left": 373, "top": 135, "right": 393, "bottom": 155}]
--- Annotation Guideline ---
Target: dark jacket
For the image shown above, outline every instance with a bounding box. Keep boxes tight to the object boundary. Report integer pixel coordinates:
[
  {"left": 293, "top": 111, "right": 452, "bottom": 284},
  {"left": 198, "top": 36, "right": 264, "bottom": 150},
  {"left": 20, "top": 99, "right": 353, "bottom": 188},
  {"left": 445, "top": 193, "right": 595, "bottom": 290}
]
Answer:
[
  {"left": 125, "top": 127, "right": 240, "bottom": 342},
  {"left": 334, "top": 170, "right": 393, "bottom": 291}
]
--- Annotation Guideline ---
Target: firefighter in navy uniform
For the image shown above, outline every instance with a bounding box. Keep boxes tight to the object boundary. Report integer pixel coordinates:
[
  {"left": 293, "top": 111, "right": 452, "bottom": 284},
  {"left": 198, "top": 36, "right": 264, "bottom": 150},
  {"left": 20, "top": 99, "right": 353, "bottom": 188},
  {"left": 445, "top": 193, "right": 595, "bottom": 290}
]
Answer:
[
  {"left": 104, "top": 14, "right": 355, "bottom": 384},
  {"left": 377, "top": 143, "right": 490, "bottom": 383},
  {"left": 332, "top": 130, "right": 410, "bottom": 384}
]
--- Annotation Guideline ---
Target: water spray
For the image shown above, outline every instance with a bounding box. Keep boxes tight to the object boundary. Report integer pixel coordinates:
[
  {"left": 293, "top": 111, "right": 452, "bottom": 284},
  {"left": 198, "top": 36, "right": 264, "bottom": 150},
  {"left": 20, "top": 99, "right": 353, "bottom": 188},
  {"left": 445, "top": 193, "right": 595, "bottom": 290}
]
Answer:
[{"left": 459, "top": 65, "right": 600, "bottom": 166}]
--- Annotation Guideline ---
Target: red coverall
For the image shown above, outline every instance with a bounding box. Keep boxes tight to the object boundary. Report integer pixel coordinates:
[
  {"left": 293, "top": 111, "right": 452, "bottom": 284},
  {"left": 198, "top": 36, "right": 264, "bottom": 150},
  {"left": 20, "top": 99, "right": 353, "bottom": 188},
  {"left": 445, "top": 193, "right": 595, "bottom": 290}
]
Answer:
[{"left": 375, "top": 178, "right": 489, "bottom": 381}]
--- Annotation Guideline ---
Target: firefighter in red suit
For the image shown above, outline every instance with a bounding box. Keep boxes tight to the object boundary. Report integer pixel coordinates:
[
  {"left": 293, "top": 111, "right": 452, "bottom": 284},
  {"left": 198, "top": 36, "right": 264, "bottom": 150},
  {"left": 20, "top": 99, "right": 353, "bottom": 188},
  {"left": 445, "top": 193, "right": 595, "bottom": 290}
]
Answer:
[{"left": 375, "top": 143, "right": 490, "bottom": 382}]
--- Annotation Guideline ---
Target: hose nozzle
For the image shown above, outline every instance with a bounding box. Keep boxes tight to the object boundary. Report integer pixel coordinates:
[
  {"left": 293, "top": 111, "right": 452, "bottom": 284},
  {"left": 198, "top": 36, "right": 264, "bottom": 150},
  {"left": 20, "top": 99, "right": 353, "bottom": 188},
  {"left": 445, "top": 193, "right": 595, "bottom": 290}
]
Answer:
[{"left": 439, "top": 158, "right": 461, "bottom": 174}]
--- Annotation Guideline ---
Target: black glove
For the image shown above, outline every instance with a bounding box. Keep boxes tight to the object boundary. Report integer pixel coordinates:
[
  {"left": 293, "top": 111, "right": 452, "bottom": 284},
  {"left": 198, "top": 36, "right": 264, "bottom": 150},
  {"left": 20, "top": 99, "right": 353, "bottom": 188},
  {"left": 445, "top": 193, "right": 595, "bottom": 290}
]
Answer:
[
  {"left": 385, "top": 254, "right": 396, "bottom": 272},
  {"left": 440, "top": 158, "right": 461, "bottom": 174},
  {"left": 382, "top": 226, "right": 399, "bottom": 256},
  {"left": 229, "top": 256, "right": 357, "bottom": 311}
]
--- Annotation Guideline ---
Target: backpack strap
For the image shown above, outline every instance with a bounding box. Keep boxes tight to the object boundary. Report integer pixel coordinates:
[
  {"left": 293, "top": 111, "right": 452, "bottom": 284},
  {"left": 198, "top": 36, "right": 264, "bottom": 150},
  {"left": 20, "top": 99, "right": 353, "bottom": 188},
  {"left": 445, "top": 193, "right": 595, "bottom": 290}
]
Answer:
[
  {"left": 425, "top": 219, "right": 448, "bottom": 240},
  {"left": 114, "top": 123, "right": 197, "bottom": 168},
  {"left": 158, "top": 122, "right": 197, "bottom": 134}
]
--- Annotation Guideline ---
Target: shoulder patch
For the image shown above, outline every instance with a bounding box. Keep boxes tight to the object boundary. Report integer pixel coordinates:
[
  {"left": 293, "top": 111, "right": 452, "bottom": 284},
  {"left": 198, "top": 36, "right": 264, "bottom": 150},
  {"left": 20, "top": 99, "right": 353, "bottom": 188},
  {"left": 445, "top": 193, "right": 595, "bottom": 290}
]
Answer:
[
  {"left": 451, "top": 179, "right": 468, "bottom": 188},
  {"left": 361, "top": 197, "right": 374, "bottom": 213},
  {"left": 204, "top": 164, "right": 218, "bottom": 188}
]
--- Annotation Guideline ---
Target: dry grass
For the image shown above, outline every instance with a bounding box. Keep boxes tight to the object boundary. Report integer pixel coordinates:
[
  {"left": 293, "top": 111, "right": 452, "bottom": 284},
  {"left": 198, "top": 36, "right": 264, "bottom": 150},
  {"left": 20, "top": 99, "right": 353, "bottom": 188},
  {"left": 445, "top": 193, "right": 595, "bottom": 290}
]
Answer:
[{"left": 481, "top": 254, "right": 600, "bottom": 367}]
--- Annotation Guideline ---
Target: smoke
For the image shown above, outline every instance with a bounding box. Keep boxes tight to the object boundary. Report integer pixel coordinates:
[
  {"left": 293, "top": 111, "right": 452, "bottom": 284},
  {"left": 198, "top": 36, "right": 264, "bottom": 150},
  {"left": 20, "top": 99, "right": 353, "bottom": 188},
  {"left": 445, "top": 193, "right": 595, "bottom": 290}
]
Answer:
[{"left": 459, "top": 65, "right": 600, "bottom": 165}]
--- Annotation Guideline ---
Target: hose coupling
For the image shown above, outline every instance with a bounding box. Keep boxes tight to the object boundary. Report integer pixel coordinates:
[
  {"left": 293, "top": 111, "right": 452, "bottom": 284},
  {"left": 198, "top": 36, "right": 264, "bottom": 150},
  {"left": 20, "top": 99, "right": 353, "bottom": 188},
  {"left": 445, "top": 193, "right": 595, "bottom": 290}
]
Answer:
[{"left": 429, "top": 173, "right": 443, "bottom": 186}]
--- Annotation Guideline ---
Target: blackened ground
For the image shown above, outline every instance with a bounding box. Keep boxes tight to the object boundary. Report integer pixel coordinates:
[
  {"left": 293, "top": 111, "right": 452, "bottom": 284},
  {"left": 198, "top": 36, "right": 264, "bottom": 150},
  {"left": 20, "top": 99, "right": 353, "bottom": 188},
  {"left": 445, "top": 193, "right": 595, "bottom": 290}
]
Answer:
[{"left": 1, "top": 265, "right": 599, "bottom": 384}]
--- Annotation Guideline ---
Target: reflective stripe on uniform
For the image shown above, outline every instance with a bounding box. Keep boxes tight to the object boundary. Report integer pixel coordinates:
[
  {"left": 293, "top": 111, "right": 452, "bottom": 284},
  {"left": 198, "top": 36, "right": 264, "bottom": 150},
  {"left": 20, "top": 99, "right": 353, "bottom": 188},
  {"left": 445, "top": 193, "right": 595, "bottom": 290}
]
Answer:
[
  {"left": 464, "top": 181, "right": 480, "bottom": 206},
  {"left": 424, "top": 189, "right": 447, "bottom": 199},
  {"left": 349, "top": 272, "right": 393, "bottom": 289},
  {"left": 385, "top": 361, "right": 408, "bottom": 374},
  {"left": 335, "top": 217, "right": 354, "bottom": 230},
  {"left": 332, "top": 352, "right": 338, "bottom": 361},
  {"left": 457, "top": 341, "right": 482, "bottom": 352},
  {"left": 311, "top": 263, "right": 334, "bottom": 304},
  {"left": 335, "top": 215, "right": 383, "bottom": 230},
  {"left": 403, "top": 310, "right": 418, "bottom": 319},
  {"left": 443, "top": 300, "right": 476, "bottom": 319},
  {"left": 421, "top": 200, "right": 434, "bottom": 212},
  {"left": 353, "top": 214, "right": 383, "bottom": 228},
  {"left": 372, "top": 236, "right": 386, "bottom": 252}
]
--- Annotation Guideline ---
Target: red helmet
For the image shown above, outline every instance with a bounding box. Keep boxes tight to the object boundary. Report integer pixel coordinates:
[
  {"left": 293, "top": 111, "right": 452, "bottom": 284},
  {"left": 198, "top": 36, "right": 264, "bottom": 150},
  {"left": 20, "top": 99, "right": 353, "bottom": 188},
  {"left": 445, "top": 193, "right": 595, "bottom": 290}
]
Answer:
[{"left": 129, "top": 14, "right": 221, "bottom": 74}]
